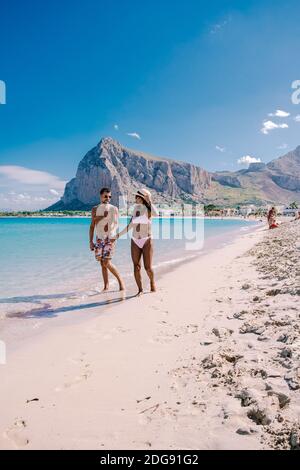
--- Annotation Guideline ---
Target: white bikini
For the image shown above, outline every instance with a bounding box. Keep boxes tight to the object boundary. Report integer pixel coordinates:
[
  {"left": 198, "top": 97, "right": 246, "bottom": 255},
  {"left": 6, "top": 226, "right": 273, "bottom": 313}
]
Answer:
[
  {"left": 117, "top": 203, "right": 158, "bottom": 248},
  {"left": 131, "top": 212, "right": 152, "bottom": 249}
]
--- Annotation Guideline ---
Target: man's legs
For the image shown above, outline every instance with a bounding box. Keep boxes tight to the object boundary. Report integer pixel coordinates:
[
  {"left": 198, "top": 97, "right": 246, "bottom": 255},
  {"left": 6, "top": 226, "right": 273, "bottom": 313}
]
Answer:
[
  {"left": 95, "top": 241, "right": 109, "bottom": 291},
  {"left": 102, "top": 259, "right": 125, "bottom": 291},
  {"left": 100, "top": 259, "right": 109, "bottom": 291}
]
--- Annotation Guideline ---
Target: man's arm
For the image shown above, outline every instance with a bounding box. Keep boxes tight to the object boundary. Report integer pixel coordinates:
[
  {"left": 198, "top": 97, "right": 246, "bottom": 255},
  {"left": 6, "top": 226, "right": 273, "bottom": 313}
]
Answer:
[{"left": 89, "top": 207, "right": 97, "bottom": 250}]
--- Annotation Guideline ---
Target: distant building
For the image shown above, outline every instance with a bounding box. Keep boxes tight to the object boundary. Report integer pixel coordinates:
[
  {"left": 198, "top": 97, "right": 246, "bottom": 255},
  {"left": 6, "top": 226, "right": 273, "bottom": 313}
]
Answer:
[
  {"left": 222, "top": 207, "right": 238, "bottom": 216},
  {"left": 283, "top": 207, "right": 297, "bottom": 216},
  {"left": 238, "top": 205, "right": 256, "bottom": 216}
]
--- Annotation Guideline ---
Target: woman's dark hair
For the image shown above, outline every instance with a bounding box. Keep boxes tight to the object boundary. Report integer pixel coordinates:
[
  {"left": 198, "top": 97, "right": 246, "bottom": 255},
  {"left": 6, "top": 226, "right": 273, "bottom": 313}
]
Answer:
[
  {"left": 142, "top": 199, "right": 151, "bottom": 212},
  {"left": 136, "top": 194, "right": 152, "bottom": 216}
]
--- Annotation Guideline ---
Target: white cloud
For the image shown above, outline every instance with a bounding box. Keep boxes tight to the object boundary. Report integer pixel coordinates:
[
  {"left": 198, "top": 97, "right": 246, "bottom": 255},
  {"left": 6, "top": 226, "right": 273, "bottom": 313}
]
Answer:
[
  {"left": 49, "top": 188, "right": 60, "bottom": 196},
  {"left": 261, "top": 120, "right": 288, "bottom": 135},
  {"left": 114, "top": 124, "right": 119, "bottom": 130},
  {"left": 237, "top": 155, "right": 262, "bottom": 165},
  {"left": 215, "top": 145, "right": 225, "bottom": 153},
  {"left": 0, "top": 193, "right": 57, "bottom": 211},
  {"left": 0, "top": 191, "right": 59, "bottom": 211},
  {"left": 127, "top": 132, "right": 141, "bottom": 140},
  {"left": 0, "top": 166, "right": 66, "bottom": 211},
  {"left": 210, "top": 17, "right": 231, "bottom": 34},
  {"left": 277, "top": 143, "right": 288, "bottom": 150},
  {"left": 0, "top": 165, "right": 66, "bottom": 189},
  {"left": 294, "top": 115, "right": 300, "bottom": 122},
  {"left": 268, "top": 109, "right": 290, "bottom": 118}
]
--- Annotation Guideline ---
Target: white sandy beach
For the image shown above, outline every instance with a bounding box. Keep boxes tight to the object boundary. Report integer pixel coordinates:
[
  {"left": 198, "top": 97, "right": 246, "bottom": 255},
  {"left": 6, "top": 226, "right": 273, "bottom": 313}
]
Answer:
[{"left": 0, "top": 220, "right": 299, "bottom": 450}]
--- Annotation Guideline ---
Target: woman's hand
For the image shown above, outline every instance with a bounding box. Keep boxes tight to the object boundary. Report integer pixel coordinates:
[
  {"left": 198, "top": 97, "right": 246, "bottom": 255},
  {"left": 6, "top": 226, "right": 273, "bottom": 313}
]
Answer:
[{"left": 90, "top": 241, "right": 95, "bottom": 251}]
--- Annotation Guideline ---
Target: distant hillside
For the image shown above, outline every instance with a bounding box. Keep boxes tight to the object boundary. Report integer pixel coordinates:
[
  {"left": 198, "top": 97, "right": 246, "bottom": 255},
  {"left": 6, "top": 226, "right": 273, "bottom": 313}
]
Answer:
[
  {"left": 46, "top": 138, "right": 300, "bottom": 210},
  {"left": 209, "top": 146, "right": 300, "bottom": 206}
]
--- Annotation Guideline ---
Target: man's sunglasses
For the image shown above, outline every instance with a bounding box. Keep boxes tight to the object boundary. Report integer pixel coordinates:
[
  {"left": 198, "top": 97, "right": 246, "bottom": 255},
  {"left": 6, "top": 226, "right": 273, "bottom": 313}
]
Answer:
[{"left": 104, "top": 194, "right": 112, "bottom": 199}]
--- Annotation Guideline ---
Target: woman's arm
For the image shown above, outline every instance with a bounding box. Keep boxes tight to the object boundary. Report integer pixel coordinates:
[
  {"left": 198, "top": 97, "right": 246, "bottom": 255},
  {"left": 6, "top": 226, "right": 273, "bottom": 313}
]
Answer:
[
  {"left": 116, "top": 217, "right": 133, "bottom": 239},
  {"left": 150, "top": 204, "right": 159, "bottom": 217}
]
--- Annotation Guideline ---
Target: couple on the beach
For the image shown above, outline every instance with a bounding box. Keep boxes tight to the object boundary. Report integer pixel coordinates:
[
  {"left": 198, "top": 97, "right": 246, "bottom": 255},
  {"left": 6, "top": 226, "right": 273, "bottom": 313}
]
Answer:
[{"left": 89, "top": 187, "right": 157, "bottom": 295}]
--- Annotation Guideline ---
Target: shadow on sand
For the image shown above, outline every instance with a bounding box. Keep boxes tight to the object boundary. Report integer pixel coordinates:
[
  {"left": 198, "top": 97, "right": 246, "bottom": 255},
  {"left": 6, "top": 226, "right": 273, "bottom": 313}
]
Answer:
[
  {"left": 5, "top": 294, "right": 136, "bottom": 319},
  {"left": 0, "top": 292, "right": 78, "bottom": 304}
]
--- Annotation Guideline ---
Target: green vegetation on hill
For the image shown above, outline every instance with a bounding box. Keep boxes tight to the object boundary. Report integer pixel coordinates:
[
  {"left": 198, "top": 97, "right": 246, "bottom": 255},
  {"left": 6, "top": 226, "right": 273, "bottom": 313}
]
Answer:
[{"left": 0, "top": 210, "right": 91, "bottom": 217}]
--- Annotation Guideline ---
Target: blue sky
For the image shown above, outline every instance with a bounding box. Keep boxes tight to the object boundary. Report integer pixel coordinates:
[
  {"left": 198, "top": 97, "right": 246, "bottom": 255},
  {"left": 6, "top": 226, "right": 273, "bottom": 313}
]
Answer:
[{"left": 1, "top": 0, "right": 300, "bottom": 209}]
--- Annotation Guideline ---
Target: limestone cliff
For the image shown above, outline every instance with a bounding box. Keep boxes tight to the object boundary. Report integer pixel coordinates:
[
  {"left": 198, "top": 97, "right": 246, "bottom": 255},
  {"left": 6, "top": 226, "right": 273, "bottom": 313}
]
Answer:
[{"left": 47, "top": 137, "right": 211, "bottom": 209}]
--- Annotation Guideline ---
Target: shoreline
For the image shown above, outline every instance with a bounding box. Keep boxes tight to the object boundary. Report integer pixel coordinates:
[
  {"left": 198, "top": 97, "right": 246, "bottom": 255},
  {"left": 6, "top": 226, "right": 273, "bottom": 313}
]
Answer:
[
  {"left": 0, "top": 221, "right": 261, "bottom": 354},
  {"left": 1, "top": 221, "right": 298, "bottom": 449},
  {"left": 0, "top": 215, "right": 261, "bottom": 220}
]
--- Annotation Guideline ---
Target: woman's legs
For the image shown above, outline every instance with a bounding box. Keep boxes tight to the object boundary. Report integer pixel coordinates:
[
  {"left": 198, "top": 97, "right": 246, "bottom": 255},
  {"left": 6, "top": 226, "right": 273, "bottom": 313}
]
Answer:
[
  {"left": 131, "top": 240, "right": 143, "bottom": 294},
  {"left": 143, "top": 239, "right": 156, "bottom": 292}
]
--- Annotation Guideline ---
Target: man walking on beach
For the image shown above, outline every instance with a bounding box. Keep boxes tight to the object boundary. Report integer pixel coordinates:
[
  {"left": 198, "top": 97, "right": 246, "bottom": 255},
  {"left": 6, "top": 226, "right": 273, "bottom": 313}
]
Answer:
[{"left": 89, "top": 187, "right": 125, "bottom": 292}]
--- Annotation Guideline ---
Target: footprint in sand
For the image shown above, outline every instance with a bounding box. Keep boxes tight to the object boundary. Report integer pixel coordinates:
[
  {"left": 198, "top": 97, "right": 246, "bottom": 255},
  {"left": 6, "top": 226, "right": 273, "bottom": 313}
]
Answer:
[
  {"left": 102, "top": 333, "right": 113, "bottom": 340},
  {"left": 103, "top": 327, "right": 132, "bottom": 340},
  {"left": 183, "top": 402, "right": 206, "bottom": 417},
  {"left": 183, "top": 324, "right": 199, "bottom": 334},
  {"left": 151, "top": 306, "right": 161, "bottom": 311},
  {"left": 55, "top": 368, "right": 92, "bottom": 392},
  {"left": 170, "top": 375, "right": 189, "bottom": 392},
  {"left": 138, "top": 414, "right": 153, "bottom": 425},
  {"left": 4, "top": 419, "right": 29, "bottom": 448},
  {"left": 148, "top": 334, "right": 174, "bottom": 344},
  {"left": 87, "top": 325, "right": 131, "bottom": 342},
  {"left": 114, "top": 326, "right": 131, "bottom": 334},
  {"left": 67, "top": 352, "right": 87, "bottom": 365}
]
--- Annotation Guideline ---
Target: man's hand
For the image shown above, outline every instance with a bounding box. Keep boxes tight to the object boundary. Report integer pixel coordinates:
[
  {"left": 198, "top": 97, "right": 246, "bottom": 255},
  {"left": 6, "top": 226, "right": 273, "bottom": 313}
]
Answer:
[{"left": 90, "top": 241, "right": 95, "bottom": 251}]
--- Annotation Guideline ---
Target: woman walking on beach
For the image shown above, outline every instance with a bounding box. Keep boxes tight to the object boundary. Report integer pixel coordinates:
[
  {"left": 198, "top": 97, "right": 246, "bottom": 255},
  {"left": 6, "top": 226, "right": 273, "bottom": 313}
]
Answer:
[{"left": 116, "top": 189, "right": 157, "bottom": 295}]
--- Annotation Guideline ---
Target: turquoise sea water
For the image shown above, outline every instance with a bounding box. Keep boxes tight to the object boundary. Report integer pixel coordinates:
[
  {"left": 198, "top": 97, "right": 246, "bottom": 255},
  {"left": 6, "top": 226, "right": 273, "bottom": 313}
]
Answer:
[{"left": 0, "top": 217, "right": 258, "bottom": 319}]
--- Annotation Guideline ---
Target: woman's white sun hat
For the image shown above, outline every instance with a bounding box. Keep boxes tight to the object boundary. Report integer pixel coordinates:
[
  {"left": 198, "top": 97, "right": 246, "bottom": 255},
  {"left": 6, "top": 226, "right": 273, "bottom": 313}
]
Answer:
[{"left": 133, "top": 188, "right": 152, "bottom": 204}]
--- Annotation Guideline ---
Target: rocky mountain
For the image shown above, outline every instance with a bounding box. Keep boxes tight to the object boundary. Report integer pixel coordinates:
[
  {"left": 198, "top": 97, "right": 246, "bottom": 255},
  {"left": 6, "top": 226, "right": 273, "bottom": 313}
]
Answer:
[
  {"left": 47, "top": 137, "right": 211, "bottom": 210},
  {"left": 47, "top": 138, "right": 300, "bottom": 210}
]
